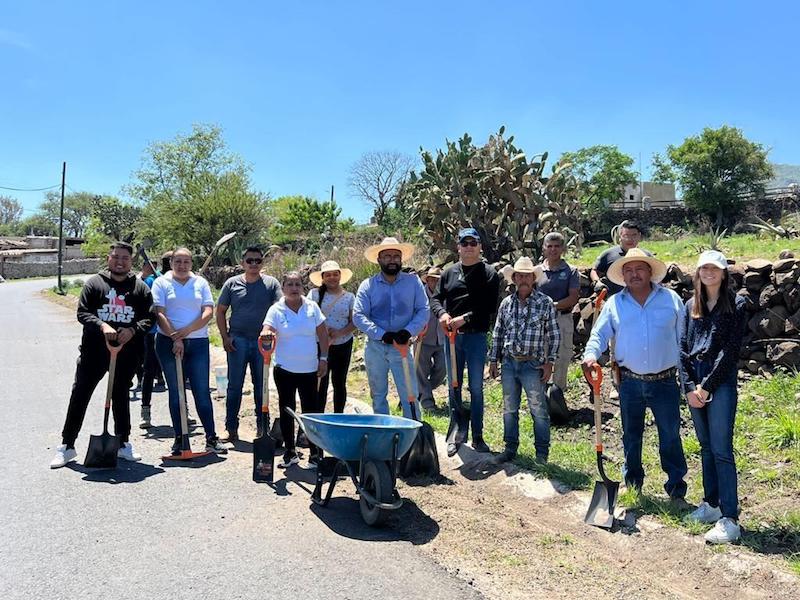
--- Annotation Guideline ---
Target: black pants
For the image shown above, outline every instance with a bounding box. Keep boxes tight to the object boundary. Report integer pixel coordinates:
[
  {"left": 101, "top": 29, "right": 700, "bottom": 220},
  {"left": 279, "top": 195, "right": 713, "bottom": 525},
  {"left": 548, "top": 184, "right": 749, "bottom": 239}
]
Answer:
[
  {"left": 274, "top": 366, "right": 323, "bottom": 457},
  {"left": 317, "top": 338, "right": 353, "bottom": 413},
  {"left": 141, "top": 332, "right": 163, "bottom": 407},
  {"left": 61, "top": 343, "right": 138, "bottom": 446}
]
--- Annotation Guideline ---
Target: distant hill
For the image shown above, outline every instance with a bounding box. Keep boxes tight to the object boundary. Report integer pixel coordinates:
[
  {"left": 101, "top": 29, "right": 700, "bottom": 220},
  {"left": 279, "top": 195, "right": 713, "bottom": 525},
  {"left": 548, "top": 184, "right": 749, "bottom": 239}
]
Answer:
[{"left": 768, "top": 164, "right": 800, "bottom": 188}]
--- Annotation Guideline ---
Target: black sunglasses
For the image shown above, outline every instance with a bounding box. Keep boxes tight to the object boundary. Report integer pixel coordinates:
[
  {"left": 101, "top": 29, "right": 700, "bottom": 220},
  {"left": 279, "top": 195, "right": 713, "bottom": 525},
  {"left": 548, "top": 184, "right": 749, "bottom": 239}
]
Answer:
[
  {"left": 245, "top": 258, "right": 263, "bottom": 265},
  {"left": 459, "top": 240, "right": 479, "bottom": 247}
]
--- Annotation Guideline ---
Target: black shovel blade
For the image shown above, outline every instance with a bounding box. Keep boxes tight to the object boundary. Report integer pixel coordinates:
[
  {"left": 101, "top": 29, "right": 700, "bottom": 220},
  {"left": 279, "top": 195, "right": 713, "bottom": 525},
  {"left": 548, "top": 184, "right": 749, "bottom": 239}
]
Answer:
[
  {"left": 84, "top": 432, "right": 120, "bottom": 469},
  {"left": 584, "top": 479, "right": 619, "bottom": 529},
  {"left": 400, "top": 422, "right": 440, "bottom": 478},
  {"left": 253, "top": 433, "right": 276, "bottom": 483}
]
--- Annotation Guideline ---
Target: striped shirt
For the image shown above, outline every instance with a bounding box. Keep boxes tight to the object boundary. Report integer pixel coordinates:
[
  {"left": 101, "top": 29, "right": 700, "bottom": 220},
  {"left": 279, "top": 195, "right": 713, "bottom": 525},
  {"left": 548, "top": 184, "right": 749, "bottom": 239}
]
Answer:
[{"left": 489, "top": 291, "right": 561, "bottom": 364}]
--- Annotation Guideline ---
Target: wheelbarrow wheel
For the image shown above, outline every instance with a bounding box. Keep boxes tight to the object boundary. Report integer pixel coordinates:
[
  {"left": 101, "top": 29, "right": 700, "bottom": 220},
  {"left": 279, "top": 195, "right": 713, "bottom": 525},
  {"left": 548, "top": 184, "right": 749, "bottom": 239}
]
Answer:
[{"left": 359, "top": 460, "right": 393, "bottom": 527}]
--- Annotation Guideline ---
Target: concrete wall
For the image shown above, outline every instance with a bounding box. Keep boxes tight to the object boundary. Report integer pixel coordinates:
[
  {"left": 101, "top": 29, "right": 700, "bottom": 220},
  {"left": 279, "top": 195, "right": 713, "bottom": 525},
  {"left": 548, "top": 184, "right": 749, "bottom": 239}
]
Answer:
[
  {"left": 0, "top": 259, "right": 100, "bottom": 279},
  {"left": 613, "top": 182, "right": 679, "bottom": 209}
]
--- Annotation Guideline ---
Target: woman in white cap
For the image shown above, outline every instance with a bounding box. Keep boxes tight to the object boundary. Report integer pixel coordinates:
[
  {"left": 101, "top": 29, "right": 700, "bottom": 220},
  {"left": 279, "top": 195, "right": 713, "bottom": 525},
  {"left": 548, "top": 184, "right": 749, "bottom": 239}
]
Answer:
[
  {"left": 680, "top": 250, "right": 747, "bottom": 544},
  {"left": 308, "top": 260, "right": 356, "bottom": 413}
]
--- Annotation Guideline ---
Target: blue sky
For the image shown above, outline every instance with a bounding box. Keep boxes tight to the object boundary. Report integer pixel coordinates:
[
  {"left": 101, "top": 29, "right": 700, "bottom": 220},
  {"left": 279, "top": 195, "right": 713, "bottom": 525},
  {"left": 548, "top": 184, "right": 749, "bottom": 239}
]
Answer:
[{"left": 2, "top": 1, "right": 798, "bottom": 222}]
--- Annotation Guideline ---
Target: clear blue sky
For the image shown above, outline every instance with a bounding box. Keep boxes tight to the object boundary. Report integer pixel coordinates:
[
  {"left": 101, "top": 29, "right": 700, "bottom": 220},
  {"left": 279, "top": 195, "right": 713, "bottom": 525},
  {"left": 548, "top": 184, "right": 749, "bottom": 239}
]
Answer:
[{"left": 2, "top": 1, "right": 798, "bottom": 222}]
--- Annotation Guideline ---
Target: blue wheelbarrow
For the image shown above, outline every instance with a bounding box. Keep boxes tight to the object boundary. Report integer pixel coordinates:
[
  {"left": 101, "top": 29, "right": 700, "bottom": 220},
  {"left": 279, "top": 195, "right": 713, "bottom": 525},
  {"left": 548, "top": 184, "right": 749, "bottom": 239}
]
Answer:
[{"left": 286, "top": 409, "right": 421, "bottom": 526}]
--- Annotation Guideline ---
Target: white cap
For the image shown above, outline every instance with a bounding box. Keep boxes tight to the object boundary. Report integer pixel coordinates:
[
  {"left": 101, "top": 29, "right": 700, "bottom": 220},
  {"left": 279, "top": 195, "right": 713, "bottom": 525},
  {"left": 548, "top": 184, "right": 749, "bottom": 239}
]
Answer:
[{"left": 697, "top": 250, "right": 728, "bottom": 270}]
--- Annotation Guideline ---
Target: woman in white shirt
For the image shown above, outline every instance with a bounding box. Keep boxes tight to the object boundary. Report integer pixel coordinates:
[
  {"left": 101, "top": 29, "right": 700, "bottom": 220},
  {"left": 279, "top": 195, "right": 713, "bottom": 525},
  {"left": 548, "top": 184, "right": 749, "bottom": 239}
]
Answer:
[
  {"left": 262, "top": 272, "right": 329, "bottom": 468},
  {"left": 152, "top": 248, "right": 226, "bottom": 455},
  {"left": 308, "top": 260, "right": 356, "bottom": 414}
]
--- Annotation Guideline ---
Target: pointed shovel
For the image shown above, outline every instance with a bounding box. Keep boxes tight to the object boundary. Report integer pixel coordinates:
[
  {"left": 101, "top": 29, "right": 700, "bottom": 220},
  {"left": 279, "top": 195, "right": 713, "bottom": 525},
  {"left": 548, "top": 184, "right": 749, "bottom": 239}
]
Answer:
[
  {"left": 584, "top": 364, "right": 619, "bottom": 529},
  {"left": 84, "top": 341, "right": 122, "bottom": 468},
  {"left": 253, "top": 334, "right": 277, "bottom": 483}
]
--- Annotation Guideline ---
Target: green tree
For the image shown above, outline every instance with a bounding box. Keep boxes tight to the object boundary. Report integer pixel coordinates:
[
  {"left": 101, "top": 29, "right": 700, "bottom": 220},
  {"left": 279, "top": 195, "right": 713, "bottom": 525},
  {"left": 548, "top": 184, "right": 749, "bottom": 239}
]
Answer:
[
  {"left": 0, "top": 196, "right": 23, "bottom": 225},
  {"left": 90, "top": 195, "right": 142, "bottom": 242},
  {"left": 653, "top": 126, "right": 773, "bottom": 226},
  {"left": 15, "top": 214, "right": 58, "bottom": 236},
  {"left": 269, "top": 195, "right": 354, "bottom": 244},
  {"left": 38, "top": 191, "right": 93, "bottom": 237},
  {"left": 558, "top": 145, "right": 637, "bottom": 215},
  {"left": 126, "top": 124, "right": 270, "bottom": 253}
]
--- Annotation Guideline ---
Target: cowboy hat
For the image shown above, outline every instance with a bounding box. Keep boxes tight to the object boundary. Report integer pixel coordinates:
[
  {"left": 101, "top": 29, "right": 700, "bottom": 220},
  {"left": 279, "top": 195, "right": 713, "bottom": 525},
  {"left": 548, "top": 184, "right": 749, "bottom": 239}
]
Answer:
[
  {"left": 421, "top": 266, "right": 442, "bottom": 280},
  {"left": 309, "top": 260, "right": 353, "bottom": 287},
  {"left": 502, "top": 256, "right": 543, "bottom": 284},
  {"left": 364, "top": 237, "right": 415, "bottom": 264},
  {"left": 607, "top": 247, "right": 667, "bottom": 286}
]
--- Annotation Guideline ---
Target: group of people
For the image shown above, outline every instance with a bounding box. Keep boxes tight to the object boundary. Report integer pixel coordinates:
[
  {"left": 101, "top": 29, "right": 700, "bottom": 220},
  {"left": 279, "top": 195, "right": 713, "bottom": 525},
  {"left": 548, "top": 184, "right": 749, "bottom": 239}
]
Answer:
[{"left": 49, "top": 219, "right": 748, "bottom": 544}]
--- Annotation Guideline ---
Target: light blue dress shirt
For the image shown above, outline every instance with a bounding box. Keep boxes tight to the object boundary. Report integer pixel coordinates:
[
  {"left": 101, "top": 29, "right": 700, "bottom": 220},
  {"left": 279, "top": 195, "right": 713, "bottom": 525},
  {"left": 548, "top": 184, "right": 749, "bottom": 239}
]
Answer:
[
  {"left": 353, "top": 271, "right": 430, "bottom": 341},
  {"left": 583, "top": 285, "right": 685, "bottom": 374}
]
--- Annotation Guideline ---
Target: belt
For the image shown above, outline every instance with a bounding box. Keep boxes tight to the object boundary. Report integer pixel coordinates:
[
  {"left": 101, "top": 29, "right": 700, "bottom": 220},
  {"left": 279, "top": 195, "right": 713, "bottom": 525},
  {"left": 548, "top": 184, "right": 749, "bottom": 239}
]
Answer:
[
  {"left": 619, "top": 366, "right": 677, "bottom": 381},
  {"left": 508, "top": 354, "right": 537, "bottom": 362}
]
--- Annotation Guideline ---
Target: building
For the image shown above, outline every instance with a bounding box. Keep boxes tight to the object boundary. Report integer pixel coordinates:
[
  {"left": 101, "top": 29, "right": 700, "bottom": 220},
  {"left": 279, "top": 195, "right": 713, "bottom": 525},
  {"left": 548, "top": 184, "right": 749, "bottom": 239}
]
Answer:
[{"left": 610, "top": 182, "right": 680, "bottom": 210}]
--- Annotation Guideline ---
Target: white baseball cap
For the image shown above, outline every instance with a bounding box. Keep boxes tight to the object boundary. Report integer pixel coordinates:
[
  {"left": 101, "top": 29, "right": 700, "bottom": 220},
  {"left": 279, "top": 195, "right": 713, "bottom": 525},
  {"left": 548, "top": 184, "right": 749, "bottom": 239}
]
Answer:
[{"left": 697, "top": 250, "right": 728, "bottom": 270}]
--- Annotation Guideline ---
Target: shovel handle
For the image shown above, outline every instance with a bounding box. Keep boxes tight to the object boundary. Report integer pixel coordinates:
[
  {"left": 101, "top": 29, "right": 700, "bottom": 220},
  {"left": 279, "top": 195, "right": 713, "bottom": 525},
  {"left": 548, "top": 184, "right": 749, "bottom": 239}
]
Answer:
[
  {"left": 258, "top": 333, "right": 276, "bottom": 363},
  {"left": 443, "top": 324, "right": 459, "bottom": 389},
  {"left": 592, "top": 288, "right": 607, "bottom": 324},
  {"left": 392, "top": 341, "right": 417, "bottom": 405},
  {"left": 587, "top": 363, "right": 604, "bottom": 451}
]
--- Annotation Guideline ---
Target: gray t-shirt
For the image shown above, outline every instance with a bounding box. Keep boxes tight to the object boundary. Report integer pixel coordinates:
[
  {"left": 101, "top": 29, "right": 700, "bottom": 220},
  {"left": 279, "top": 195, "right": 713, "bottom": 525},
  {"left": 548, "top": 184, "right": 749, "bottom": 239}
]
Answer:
[
  {"left": 537, "top": 261, "right": 579, "bottom": 304},
  {"left": 218, "top": 274, "right": 282, "bottom": 339}
]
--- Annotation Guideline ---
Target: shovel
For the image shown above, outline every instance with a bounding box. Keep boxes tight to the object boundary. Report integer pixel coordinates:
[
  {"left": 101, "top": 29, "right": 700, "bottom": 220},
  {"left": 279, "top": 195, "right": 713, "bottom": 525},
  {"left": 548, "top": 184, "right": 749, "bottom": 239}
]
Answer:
[
  {"left": 84, "top": 341, "right": 122, "bottom": 468},
  {"left": 253, "top": 334, "right": 277, "bottom": 483},
  {"left": 199, "top": 231, "right": 237, "bottom": 275},
  {"left": 443, "top": 324, "right": 469, "bottom": 445},
  {"left": 584, "top": 363, "right": 619, "bottom": 529},
  {"left": 395, "top": 341, "right": 440, "bottom": 478},
  {"left": 161, "top": 353, "right": 211, "bottom": 461}
]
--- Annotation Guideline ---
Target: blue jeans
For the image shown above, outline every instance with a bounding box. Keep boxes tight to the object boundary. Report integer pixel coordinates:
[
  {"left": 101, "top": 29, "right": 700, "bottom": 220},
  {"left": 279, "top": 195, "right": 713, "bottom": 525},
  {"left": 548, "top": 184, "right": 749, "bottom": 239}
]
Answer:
[
  {"left": 364, "top": 340, "right": 418, "bottom": 418},
  {"left": 689, "top": 360, "right": 739, "bottom": 518},
  {"left": 619, "top": 374, "right": 688, "bottom": 498},
  {"left": 155, "top": 334, "right": 216, "bottom": 439},
  {"left": 501, "top": 358, "right": 550, "bottom": 458},
  {"left": 224, "top": 335, "right": 264, "bottom": 432},
  {"left": 444, "top": 332, "right": 487, "bottom": 442}
]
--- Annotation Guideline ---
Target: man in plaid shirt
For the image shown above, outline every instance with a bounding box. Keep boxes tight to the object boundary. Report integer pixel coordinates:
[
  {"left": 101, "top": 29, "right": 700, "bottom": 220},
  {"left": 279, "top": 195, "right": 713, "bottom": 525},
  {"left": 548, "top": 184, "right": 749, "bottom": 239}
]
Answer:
[{"left": 489, "top": 257, "right": 560, "bottom": 464}]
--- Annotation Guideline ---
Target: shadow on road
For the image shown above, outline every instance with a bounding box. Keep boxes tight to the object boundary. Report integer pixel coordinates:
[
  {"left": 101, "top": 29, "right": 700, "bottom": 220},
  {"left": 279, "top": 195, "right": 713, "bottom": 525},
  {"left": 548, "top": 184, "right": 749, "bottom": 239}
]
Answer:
[
  {"left": 67, "top": 461, "right": 166, "bottom": 483},
  {"left": 160, "top": 454, "right": 227, "bottom": 468}
]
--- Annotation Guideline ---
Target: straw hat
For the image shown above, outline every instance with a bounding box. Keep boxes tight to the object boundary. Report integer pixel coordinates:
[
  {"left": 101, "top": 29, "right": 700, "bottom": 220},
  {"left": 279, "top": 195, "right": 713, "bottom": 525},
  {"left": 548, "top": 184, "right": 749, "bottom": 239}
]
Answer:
[
  {"left": 364, "top": 237, "right": 415, "bottom": 264},
  {"left": 502, "top": 257, "right": 543, "bottom": 284},
  {"left": 607, "top": 248, "right": 667, "bottom": 286},
  {"left": 422, "top": 266, "right": 442, "bottom": 281},
  {"left": 309, "top": 260, "right": 353, "bottom": 287}
]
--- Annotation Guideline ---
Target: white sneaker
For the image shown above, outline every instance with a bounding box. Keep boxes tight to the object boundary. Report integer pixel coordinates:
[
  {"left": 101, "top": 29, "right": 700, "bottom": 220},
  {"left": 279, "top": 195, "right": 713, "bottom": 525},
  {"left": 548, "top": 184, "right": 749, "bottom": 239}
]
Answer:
[
  {"left": 685, "top": 501, "right": 723, "bottom": 524},
  {"left": 50, "top": 444, "right": 77, "bottom": 469},
  {"left": 117, "top": 442, "right": 142, "bottom": 462},
  {"left": 705, "top": 517, "right": 741, "bottom": 544}
]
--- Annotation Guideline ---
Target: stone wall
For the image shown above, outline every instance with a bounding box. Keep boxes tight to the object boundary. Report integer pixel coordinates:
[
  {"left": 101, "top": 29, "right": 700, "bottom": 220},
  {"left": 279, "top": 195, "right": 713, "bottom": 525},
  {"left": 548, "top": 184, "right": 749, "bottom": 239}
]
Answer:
[{"left": 0, "top": 259, "right": 100, "bottom": 279}]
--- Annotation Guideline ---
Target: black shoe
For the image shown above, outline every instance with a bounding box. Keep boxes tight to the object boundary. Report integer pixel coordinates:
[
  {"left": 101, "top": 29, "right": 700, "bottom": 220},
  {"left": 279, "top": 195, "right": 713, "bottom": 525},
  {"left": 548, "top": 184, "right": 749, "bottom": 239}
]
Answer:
[
  {"left": 153, "top": 382, "right": 167, "bottom": 393},
  {"left": 306, "top": 454, "right": 321, "bottom": 470},
  {"left": 472, "top": 438, "right": 491, "bottom": 453},
  {"left": 447, "top": 442, "right": 460, "bottom": 457},
  {"left": 256, "top": 422, "right": 265, "bottom": 438},
  {"left": 220, "top": 430, "right": 239, "bottom": 443},
  {"left": 296, "top": 431, "right": 310, "bottom": 448},
  {"left": 534, "top": 454, "right": 549, "bottom": 464},
  {"left": 493, "top": 449, "right": 516, "bottom": 464},
  {"left": 205, "top": 436, "right": 229, "bottom": 454},
  {"left": 171, "top": 437, "right": 181, "bottom": 456}
]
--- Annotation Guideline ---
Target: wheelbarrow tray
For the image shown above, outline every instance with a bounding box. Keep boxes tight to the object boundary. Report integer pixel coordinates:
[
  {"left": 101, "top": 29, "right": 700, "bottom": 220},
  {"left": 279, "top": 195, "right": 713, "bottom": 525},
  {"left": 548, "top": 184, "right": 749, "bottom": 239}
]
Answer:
[{"left": 295, "top": 413, "right": 421, "bottom": 462}]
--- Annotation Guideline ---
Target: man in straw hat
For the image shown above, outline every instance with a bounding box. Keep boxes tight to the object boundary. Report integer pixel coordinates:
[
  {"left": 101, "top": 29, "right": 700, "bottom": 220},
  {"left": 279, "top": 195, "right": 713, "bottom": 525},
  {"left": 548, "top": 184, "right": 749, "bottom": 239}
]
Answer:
[
  {"left": 215, "top": 246, "right": 282, "bottom": 442},
  {"left": 488, "top": 257, "right": 560, "bottom": 464},
  {"left": 354, "top": 237, "right": 429, "bottom": 417},
  {"left": 429, "top": 227, "right": 501, "bottom": 456},
  {"left": 416, "top": 266, "right": 447, "bottom": 411},
  {"left": 582, "top": 248, "right": 688, "bottom": 500}
]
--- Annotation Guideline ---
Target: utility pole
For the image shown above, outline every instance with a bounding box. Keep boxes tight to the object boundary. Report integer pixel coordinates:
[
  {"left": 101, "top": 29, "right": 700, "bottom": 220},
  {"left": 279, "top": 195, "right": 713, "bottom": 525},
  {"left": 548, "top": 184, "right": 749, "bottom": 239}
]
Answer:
[
  {"left": 330, "top": 185, "right": 334, "bottom": 203},
  {"left": 57, "top": 161, "right": 66, "bottom": 295}
]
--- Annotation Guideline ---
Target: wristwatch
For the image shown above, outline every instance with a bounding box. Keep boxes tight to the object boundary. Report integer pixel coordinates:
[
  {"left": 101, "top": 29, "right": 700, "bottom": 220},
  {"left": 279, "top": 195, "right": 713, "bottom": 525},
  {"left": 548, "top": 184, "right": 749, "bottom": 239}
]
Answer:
[{"left": 319, "top": 355, "right": 328, "bottom": 361}]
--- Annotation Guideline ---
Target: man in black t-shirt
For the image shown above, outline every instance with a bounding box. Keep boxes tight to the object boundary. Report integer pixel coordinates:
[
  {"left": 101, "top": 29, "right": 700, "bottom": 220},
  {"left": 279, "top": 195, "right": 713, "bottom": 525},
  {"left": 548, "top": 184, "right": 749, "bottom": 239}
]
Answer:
[
  {"left": 429, "top": 227, "right": 501, "bottom": 457},
  {"left": 591, "top": 220, "right": 652, "bottom": 296}
]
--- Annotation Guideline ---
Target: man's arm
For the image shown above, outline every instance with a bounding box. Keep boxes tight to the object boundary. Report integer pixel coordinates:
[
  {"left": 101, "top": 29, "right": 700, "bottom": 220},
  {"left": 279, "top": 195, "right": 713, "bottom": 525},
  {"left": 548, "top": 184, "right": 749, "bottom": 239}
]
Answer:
[{"left": 352, "top": 280, "right": 386, "bottom": 341}]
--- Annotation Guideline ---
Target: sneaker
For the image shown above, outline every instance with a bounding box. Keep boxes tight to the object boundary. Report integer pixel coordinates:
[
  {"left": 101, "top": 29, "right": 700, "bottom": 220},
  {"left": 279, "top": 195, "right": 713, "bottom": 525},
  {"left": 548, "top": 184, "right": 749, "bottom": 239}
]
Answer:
[
  {"left": 705, "top": 517, "right": 741, "bottom": 544},
  {"left": 220, "top": 430, "right": 239, "bottom": 443},
  {"left": 296, "top": 431, "right": 310, "bottom": 448},
  {"left": 305, "top": 454, "right": 321, "bottom": 470},
  {"left": 117, "top": 442, "right": 142, "bottom": 462},
  {"left": 205, "top": 437, "right": 229, "bottom": 454},
  {"left": 472, "top": 438, "right": 491, "bottom": 453},
  {"left": 493, "top": 449, "right": 516, "bottom": 464},
  {"left": 279, "top": 450, "right": 300, "bottom": 468},
  {"left": 447, "top": 442, "right": 460, "bottom": 458},
  {"left": 609, "top": 388, "right": 620, "bottom": 401},
  {"left": 685, "top": 501, "right": 723, "bottom": 524},
  {"left": 153, "top": 381, "right": 167, "bottom": 393},
  {"left": 139, "top": 406, "right": 152, "bottom": 429},
  {"left": 130, "top": 381, "right": 142, "bottom": 393},
  {"left": 50, "top": 444, "right": 77, "bottom": 469}
]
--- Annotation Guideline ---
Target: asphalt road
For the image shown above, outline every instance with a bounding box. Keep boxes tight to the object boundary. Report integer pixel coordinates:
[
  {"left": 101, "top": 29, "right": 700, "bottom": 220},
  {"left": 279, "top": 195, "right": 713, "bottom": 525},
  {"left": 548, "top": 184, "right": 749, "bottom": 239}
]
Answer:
[{"left": 0, "top": 277, "right": 482, "bottom": 600}]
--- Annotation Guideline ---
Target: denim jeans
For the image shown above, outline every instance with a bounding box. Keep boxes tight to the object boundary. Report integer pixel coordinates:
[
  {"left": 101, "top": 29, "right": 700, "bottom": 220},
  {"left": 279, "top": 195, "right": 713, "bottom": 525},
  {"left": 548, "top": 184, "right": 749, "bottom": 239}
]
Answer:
[
  {"left": 619, "top": 374, "right": 688, "bottom": 498},
  {"left": 225, "top": 335, "right": 265, "bottom": 432},
  {"left": 155, "top": 334, "right": 216, "bottom": 439},
  {"left": 364, "top": 339, "right": 419, "bottom": 418},
  {"left": 444, "top": 332, "right": 487, "bottom": 442},
  {"left": 689, "top": 360, "right": 739, "bottom": 518},
  {"left": 500, "top": 358, "right": 550, "bottom": 458}
]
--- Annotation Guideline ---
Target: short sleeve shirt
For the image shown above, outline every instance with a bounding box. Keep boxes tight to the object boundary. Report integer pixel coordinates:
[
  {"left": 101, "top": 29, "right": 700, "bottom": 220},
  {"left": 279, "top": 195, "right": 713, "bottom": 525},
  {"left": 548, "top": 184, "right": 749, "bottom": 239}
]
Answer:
[
  {"left": 537, "top": 261, "right": 579, "bottom": 303},
  {"left": 218, "top": 274, "right": 282, "bottom": 339},
  {"left": 264, "top": 297, "right": 325, "bottom": 373},
  {"left": 308, "top": 288, "right": 355, "bottom": 346},
  {"left": 151, "top": 272, "right": 214, "bottom": 339}
]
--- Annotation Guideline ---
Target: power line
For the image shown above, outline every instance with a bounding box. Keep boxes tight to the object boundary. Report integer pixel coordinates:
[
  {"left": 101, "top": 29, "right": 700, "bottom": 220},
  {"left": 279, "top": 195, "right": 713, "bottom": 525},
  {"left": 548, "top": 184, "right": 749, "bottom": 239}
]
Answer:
[{"left": 0, "top": 184, "right": 61, "bottom": 192}]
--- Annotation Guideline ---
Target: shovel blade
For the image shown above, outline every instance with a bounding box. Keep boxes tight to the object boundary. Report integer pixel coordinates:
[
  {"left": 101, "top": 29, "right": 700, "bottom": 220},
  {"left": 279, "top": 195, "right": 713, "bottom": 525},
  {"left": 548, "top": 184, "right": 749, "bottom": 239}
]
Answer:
[
  {"left": 161, "top": 450, "right": 212, "bottom": 461},
  {"left": 84, "top": 432, "right": 120, "bottom": 469},
  {"left": 584, "top": 480, "right": 619, "bottom": 529},
  {"left": 400, "top": 423, "right": 440, "bottom": 478},
  {"left": 252, "top": 434, "right": 276, "bottom": 483}
]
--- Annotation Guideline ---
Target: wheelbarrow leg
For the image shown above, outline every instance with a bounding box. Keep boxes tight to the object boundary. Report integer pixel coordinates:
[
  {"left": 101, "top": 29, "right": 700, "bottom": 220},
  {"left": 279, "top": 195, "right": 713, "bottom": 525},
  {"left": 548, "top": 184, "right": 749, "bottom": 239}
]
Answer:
[{"left": 311, "top": 457, "right": 346, "bottom": 507}]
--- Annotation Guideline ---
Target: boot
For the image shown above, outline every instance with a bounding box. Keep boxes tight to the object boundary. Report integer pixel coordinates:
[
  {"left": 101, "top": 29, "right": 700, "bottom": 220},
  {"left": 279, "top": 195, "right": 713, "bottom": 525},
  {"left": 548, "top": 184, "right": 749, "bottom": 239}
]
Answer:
[{"left": 139, "top": 406, "right": 152, "bottom": 429}]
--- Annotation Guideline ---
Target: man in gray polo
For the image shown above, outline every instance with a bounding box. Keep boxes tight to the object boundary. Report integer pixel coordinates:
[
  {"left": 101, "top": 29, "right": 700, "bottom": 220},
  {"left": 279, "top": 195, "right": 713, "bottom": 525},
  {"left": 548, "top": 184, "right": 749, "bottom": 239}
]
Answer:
[{"left": 416, "top": 267, "right": 446, "bottom": 411}]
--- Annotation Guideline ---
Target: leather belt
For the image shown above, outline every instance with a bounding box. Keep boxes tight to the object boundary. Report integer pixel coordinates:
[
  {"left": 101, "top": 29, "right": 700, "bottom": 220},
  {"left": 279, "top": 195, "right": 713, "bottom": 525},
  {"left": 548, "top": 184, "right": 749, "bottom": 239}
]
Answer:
[
  {"left": 619, "top": 366, "right": 677, "bottom": 381},
  {"left": 508, "top": 354, "right": 537, "bottom": 362}
]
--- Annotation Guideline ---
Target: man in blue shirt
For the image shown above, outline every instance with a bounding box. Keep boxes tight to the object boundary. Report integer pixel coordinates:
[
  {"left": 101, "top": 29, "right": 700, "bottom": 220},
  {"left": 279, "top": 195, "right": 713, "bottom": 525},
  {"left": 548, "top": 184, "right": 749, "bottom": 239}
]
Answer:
[
  {"left": 582, "top": 248, "right": 688, "bottom": 500},
  {"left": 354, "top": 237, "right": 429, "bottom": 418}
]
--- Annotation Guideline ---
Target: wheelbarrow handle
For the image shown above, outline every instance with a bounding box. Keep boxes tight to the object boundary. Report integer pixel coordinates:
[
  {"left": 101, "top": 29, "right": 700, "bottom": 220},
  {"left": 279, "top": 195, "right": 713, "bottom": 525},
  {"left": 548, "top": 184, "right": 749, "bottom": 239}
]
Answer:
[{"left": 284, "top": 406, "right": 303, "bottom": 430}]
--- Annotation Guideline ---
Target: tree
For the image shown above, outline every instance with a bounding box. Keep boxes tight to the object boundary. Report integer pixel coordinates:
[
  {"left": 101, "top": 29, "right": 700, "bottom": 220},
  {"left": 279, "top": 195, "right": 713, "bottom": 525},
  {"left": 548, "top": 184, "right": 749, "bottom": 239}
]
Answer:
[
  {"left": 348, "top": 151, "right": 415, "bottom": 227},
  {"left": 269, "top": 195, "right": 354, "bottom": 244},
  {"left": 16, "top": 214, "right": 58, "bottom": 236},
  {"left": 558, "top": 145, "right": 638, "bottom": 215},
  {"left": 90, "top": 195, "right": 142, "bottom": 242},
  {"left": 126, "top": 124, "right": 270, "bottom": 253},
  {"left": 0, "top": 196, "right": 23, "bottom": 225},
  {"left": 38, "top": 191, "right": 93, "bottom": 237},
  {"left": 653, "top": 126, "right": 773, "bottom": 226}
]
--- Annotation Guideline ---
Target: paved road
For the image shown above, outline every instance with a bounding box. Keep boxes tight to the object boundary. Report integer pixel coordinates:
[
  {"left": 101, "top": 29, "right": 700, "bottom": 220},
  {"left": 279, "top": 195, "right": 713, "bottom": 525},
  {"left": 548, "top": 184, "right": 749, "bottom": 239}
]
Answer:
[{"left": 0, "top": 277, "right": 481, "bottom": 600}]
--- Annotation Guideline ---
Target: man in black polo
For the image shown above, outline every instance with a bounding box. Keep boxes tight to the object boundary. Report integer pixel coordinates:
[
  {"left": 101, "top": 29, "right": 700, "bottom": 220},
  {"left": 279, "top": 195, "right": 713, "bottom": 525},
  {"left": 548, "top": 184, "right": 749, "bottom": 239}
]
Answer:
[{"left": 591, "top": 219, "right": 652, "bottom": 296}]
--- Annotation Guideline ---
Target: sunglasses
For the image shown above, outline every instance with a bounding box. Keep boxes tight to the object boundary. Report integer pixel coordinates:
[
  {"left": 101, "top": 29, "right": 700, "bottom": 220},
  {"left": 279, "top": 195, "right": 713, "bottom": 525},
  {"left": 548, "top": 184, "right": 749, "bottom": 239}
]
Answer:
[
  {"left": 245, "top": 258, "right": 263, "bottom": 265},
  {"left": 459, "top": 240, "right": 479, "bottom": 247}
]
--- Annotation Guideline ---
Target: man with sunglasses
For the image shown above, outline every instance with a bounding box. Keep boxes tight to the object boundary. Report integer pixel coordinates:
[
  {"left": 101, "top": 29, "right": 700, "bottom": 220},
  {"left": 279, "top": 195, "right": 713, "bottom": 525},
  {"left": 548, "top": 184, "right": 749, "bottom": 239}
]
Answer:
[
  {"left": 429, "top": 227, "right": 501, "bottom": 457},
  {"left": 215, "top": 246, "right": 281, "bottom": 442}
]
